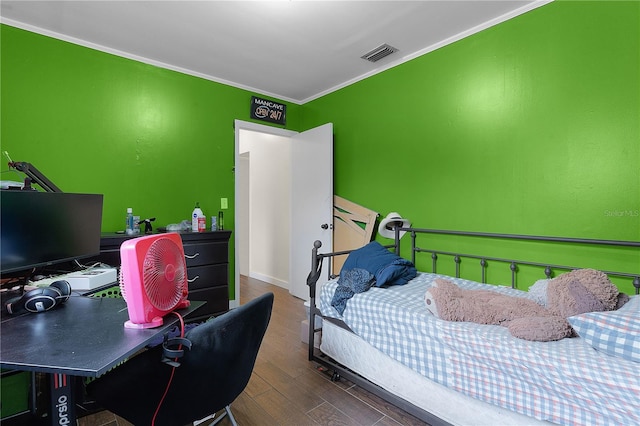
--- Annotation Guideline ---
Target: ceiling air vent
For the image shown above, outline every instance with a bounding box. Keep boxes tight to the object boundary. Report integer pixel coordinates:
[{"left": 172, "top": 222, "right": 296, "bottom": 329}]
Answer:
[{"left": 361, "top": 44, "right": 398, "bottom": 63}]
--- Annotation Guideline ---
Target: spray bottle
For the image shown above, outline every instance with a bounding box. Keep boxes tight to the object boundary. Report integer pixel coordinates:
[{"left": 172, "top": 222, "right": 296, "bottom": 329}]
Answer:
[{"left": 192, "top": 202, "right": 206, "bottom": 232}]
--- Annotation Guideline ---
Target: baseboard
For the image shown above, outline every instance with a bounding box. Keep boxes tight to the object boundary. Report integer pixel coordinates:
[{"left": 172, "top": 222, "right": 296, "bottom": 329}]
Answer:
[{"left": 248, "top": 272, "right": 288, "bottom": 289}]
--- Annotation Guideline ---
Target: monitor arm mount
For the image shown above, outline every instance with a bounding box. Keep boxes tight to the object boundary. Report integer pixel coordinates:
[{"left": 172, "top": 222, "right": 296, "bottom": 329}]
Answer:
[{"left": 7, "top": 161, "right": 62, "bottom": 193}]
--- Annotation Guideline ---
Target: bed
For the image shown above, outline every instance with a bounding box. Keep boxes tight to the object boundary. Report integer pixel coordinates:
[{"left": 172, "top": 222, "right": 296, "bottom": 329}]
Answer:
[{"left": 305, "top": 228, "right": 640, "bottom": 426}]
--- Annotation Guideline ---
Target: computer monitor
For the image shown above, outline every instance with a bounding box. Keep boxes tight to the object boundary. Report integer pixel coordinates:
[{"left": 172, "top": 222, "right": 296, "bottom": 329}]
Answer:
[{"left": 0, "top": 191, "right": 104, "bottom": 276}]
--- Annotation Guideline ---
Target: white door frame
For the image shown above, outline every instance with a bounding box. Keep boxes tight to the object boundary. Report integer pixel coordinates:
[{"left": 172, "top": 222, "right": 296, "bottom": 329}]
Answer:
[{"left": 233, "top": 120, "right": 296, "bottom": 307}]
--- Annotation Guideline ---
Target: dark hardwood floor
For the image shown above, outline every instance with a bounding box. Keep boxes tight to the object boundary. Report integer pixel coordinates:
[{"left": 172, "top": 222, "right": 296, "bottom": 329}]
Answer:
[{"left": 78, "top": 276, "right": 429, "bottom": 426}]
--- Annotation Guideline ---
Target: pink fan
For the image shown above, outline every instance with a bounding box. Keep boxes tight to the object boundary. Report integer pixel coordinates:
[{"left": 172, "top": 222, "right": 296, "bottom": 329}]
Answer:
[{"left": 119, "top": 233, "right": 190, "bottom": 329}]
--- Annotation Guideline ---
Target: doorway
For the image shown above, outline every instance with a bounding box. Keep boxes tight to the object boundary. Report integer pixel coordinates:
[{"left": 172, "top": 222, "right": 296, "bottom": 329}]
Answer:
[
  {"left": 234, "top": 121, "right": 296, "bottom": 308},
  {"left": 233, "top": 120, "right": 334, "bottom": 306}
]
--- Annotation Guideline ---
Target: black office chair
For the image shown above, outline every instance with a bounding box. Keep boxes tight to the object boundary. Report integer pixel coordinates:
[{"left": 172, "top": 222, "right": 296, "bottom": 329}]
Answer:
[{"left": 86, "top": 292, "right": 274, "bottom": 426}]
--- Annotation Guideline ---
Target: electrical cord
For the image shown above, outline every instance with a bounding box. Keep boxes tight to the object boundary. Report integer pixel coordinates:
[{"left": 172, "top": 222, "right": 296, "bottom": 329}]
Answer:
[{"left": 151, "top": 312, "right": 187, "bottom": 426}]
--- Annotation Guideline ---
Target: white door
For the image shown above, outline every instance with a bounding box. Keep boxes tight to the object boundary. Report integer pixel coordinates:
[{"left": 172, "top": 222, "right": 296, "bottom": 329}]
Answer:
[{"left": 289, "top": 123, "right": 334, "bottom": 300}]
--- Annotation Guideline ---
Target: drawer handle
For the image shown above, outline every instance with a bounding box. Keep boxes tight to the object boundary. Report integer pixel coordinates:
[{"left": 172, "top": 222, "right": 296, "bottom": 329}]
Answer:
[
  {"left": 188, "top": 275, "right": 200, "bottom": 283},
  {"left": 184, "top": 252, "right": 200, "bottom": 260}
]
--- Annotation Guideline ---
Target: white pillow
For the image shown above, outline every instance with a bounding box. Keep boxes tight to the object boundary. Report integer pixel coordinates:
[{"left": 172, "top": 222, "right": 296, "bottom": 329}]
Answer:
[{"left": 528, "top": 279, "right": 549, "bottom": 307}]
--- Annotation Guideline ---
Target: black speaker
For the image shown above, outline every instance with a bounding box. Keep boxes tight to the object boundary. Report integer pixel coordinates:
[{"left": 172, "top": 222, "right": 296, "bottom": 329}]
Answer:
[{"left": 4, "top": 280, "right": 71, "bottom": 315}]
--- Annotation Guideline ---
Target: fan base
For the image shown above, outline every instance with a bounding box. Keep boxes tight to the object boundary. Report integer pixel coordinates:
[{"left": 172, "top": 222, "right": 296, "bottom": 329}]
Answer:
[{"left": 124, "top": 317, "right": 163, "bottom": 329}]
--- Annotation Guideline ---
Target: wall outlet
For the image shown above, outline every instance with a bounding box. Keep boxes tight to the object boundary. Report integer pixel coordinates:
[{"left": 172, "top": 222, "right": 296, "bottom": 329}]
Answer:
[{"left": 221, "top": 198, "right": 228, "bottom": 209}]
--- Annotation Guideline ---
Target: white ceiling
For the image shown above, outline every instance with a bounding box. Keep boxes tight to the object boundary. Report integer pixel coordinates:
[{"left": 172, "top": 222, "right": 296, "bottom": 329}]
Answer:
[{"left": 0, "top": 1, "right": 551, "bottom": 104}]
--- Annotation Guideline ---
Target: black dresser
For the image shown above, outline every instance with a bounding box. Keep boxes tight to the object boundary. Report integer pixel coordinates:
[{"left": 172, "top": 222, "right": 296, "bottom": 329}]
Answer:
[{"left": 93, "top": 230, "right": 232, "bottom": 321}]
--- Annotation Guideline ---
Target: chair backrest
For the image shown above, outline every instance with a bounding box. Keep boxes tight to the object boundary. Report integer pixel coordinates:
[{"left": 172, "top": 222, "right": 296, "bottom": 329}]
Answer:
[{"left": 87, "top": 292, "right": 274, "bottom": 426}]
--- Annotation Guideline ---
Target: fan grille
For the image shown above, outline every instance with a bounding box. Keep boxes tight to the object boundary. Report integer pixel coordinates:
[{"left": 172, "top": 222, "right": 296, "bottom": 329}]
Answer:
[{"left": 142, "top": 238, "right": 187, "bottom": 311}]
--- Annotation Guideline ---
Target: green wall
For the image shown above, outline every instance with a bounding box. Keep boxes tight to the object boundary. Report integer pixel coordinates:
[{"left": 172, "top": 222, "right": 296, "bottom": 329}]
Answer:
[
  {"left": 1, "top": 25, "right": 302, "bottom": 297},
  {"left": 1, "top": 0, "right": 639, "bottom": 293},
  {"left": 301, "top": 0, "right": 639, "bottom": 292}
]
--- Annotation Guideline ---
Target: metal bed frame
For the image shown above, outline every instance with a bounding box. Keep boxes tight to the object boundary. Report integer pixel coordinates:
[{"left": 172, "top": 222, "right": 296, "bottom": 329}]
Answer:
[{"left": 306, "top": 227, "right": 640, "bottom": 425}]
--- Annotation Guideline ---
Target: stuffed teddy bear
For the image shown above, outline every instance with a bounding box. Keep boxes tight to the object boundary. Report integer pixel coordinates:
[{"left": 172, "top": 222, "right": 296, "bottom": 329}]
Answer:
[{"left": 423, "top": 269, "right": 629, "bottom": 342}]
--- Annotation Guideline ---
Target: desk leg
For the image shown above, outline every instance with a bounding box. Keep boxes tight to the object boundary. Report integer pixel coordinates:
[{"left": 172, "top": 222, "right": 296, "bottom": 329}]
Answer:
[{"left": 50, "top": 373, "right": 76, "bottom": 425}]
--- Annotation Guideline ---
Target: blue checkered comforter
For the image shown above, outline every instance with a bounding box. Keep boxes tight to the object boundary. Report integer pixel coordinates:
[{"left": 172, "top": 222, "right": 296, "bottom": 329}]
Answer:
[{"left": 319, "top": 272, "right": 640, "bottom": 425}]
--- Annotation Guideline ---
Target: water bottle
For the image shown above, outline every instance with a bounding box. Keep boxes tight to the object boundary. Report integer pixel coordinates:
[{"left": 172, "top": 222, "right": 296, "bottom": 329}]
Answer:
[
  {"left": 192, "top": 202, "right": 206, "bottom": 232},
  {"left": 125, "top": 208, "right": 135, "bottom": 235}
]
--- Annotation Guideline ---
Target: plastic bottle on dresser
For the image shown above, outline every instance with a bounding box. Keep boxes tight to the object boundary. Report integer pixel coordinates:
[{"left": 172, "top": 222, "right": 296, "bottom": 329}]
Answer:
[
  {"left": 192, "top": 202, "right": 206, "bottom": 232},
  {"left": 126, "top": 208, "right": 135, "bottom": 235}
]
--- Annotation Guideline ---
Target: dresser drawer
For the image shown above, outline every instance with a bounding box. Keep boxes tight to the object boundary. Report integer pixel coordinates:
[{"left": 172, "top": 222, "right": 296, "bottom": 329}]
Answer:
[
  {"left": 183, "top": 242, "right": 229, "bottom": 267},
  {"left": 187, "top": 264, "right": 228, "bottom": 291},
  {"left": 189, "top": 287, "right": 229, "bottom": 319}
]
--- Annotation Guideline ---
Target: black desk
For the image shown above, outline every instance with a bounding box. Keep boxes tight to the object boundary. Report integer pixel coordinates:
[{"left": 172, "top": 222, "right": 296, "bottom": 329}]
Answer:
[{"left": 0, "top": 295, "right": 204, "bottom": 424}]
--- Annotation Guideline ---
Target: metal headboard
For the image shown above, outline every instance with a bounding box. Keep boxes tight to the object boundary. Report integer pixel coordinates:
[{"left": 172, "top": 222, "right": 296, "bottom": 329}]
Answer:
[
  {"left": 393, "top": 227, "right": 640, "bottom": 293},
  {"left": 309, "top": 228, "right": 640, "bottom": 299}
]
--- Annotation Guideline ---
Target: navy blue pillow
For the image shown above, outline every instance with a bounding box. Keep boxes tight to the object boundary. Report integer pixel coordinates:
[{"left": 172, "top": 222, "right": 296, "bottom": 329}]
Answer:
[{"left": 340, "top": 241, "right": 417, "bottom": 287}]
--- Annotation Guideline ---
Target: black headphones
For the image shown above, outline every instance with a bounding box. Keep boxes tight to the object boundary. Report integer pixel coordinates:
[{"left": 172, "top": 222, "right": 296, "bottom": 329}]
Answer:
[{"left": 4, "top": 280, "right": 71, "bottom": 315}]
